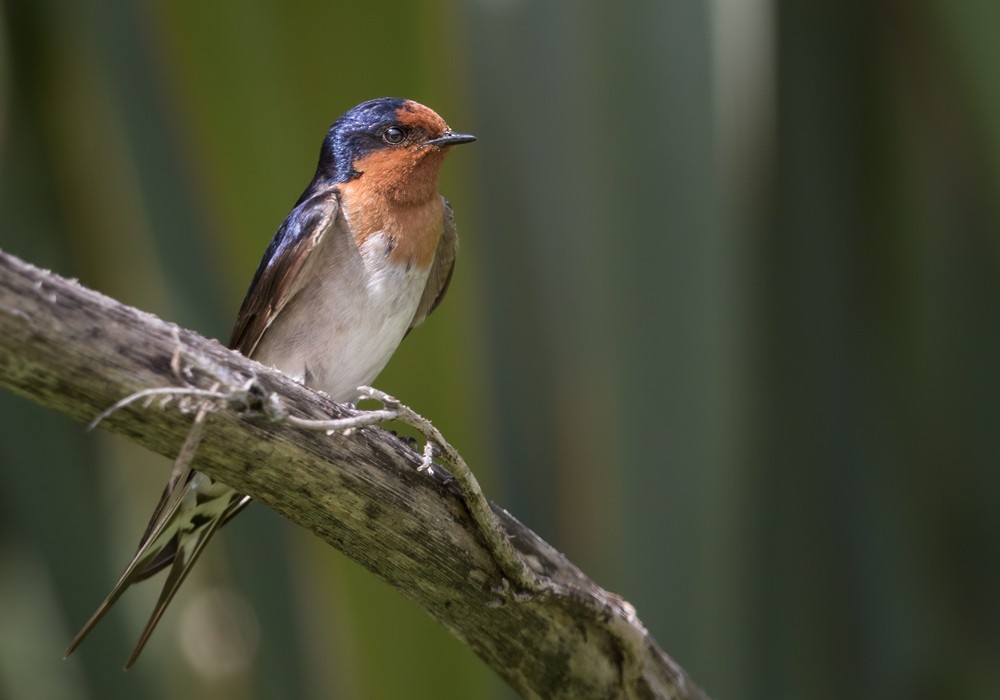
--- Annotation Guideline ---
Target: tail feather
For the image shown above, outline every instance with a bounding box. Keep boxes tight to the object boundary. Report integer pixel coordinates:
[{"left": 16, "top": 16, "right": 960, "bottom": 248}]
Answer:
[
  {"left": 66, "top": 404, "right": 253, "bottom": 666},
  {"left": 65, "top": 468, "right": 249, "bottom": 665},
  {"left": 122, "top": 496, "right": 235, "bottom": 669}
]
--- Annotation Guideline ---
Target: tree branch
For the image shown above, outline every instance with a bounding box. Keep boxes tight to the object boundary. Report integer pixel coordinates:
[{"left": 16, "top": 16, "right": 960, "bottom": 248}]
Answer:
[{"left": 0, "top": 249, "right": 709, "bottom": 700}]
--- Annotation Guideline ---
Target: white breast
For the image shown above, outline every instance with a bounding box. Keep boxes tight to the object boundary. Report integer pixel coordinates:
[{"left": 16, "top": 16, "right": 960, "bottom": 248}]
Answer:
[{"left": 252, "top": 230, "right": 431, "bottom": 403}]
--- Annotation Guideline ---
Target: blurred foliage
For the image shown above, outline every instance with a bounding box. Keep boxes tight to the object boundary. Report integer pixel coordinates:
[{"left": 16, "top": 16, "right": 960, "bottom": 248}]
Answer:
[{"left": 1, "top": 0, "right": 998, "bottom": 699}]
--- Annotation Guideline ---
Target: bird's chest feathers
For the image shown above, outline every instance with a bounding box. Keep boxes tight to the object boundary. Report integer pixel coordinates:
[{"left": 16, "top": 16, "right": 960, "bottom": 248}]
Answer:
[
  {"left": 339, "top": 189, "right": 443, "bottom": 311},
  {"left": 338, "top": 170, "right": 445, "bottom": 272},
  {"left": 338, "top": 188, "right": 444, "bottom": 352}
]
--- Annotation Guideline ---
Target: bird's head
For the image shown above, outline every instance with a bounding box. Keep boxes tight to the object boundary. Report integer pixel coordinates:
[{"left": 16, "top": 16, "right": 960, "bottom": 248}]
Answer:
[{"left": 316, "top": 98, "right": 475, "bottom": 204}]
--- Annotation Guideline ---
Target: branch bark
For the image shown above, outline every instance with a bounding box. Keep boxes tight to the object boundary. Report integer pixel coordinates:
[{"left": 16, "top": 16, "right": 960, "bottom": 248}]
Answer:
[{"left": 0, "top": 249, "right": 709, "bottom": 700}]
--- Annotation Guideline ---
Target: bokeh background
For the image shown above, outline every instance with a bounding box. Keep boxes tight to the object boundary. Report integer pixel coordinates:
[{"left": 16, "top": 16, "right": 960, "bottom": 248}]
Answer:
[{"left": 1, "top": 0, "right": 998, "bottom": 698}]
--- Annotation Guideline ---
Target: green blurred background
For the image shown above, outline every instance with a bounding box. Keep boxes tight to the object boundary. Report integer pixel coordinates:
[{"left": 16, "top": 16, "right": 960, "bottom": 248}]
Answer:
[{"left": 1, "top": 0, "right": 998, "bottom": 698}]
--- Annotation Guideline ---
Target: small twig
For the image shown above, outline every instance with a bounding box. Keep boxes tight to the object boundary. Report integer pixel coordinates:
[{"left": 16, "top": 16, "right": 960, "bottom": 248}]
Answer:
[
  {"left": 87, "top": 387, "right": 228, "bottom": 430},
  {"left": 285, "top": 408, "right": 399, "bottom": 436},
  {"left": 286, "top": 386, "right": 545, "bottom": 594},
  {"left": 172, "top": 382, "right": 219, "bottom": 476}
]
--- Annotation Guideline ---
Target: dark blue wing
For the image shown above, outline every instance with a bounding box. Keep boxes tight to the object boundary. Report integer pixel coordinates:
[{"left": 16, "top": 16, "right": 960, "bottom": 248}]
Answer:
[{"left": 228, "top": 187, "right": 341, "bottom": 355}]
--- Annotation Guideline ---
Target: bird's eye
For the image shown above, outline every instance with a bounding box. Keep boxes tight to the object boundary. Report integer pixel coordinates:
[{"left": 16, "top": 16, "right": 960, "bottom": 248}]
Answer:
[{"left": 382, "top": 126, "right": 406, "bottom": 144}]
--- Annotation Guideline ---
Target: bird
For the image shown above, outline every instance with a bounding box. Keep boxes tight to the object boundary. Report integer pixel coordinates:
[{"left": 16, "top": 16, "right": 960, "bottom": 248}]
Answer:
[{"left": 65, "top": 97, "right": 475, "bottom": 667}]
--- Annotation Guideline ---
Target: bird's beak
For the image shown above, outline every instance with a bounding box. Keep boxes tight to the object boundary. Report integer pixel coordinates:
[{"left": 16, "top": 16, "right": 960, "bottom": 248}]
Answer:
[{"left": 425, "top": 131, "right": 477, "bottom": 148}]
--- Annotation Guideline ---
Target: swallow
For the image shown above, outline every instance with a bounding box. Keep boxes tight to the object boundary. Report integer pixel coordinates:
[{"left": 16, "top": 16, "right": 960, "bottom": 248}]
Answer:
[{"left": 65, "top": 97, "right": 475, "bottom": 667}]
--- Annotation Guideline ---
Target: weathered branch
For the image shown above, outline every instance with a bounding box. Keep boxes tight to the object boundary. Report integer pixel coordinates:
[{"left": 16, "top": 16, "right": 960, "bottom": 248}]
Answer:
[{"left": 0, "top": 249, "right": 708, "bottom": 700}]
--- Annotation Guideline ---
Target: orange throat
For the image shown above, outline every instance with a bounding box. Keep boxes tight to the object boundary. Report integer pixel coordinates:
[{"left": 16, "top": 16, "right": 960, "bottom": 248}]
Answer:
[{"left": 338, "top": 173, "right": 445, "bottom": 269}]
